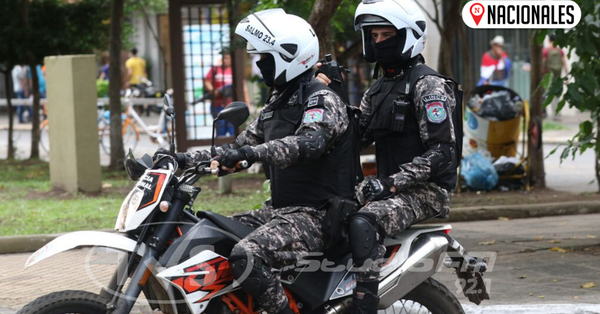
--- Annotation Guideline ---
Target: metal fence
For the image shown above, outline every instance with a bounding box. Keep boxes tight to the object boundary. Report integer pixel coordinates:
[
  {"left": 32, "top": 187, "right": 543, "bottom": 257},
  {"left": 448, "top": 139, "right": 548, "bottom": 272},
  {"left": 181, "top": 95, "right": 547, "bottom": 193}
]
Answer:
[{"left": 169, "top": 0, "right": 244, "bottom": 151}]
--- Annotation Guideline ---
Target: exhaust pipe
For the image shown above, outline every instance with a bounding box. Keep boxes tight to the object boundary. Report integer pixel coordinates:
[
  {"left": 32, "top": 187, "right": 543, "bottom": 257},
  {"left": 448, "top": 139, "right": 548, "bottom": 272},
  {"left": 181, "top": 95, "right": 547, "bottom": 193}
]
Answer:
[{"left": 377, "top": 234, "right": 449, "bottom": 308}]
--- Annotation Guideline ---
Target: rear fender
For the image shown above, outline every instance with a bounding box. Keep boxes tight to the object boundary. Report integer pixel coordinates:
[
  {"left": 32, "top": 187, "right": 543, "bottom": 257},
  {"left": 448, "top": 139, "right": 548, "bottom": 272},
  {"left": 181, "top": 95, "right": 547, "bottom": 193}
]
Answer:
[{"left": 25, "top": 231, "right": 145, "bottom": 269}]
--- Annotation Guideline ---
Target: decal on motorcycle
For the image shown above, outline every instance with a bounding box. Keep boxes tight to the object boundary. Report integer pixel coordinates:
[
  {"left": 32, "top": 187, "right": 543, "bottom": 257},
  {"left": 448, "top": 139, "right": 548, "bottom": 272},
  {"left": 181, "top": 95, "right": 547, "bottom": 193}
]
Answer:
[
  {"left": 171, "top": 256, "right": 234, "bottom": 303},
  {"left": 137, "top": 172, "right": 167, "bottom": 210}
]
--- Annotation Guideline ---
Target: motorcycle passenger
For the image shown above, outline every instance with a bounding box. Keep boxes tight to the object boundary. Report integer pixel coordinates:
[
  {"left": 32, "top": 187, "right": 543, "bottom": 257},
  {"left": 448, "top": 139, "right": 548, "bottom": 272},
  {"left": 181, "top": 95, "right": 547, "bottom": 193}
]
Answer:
[
  {"left": 318, "top": 1, "right": 462, "bottom": 313},
  {"left": 168, "top": 9, "right": 357, "bottom": 314}
]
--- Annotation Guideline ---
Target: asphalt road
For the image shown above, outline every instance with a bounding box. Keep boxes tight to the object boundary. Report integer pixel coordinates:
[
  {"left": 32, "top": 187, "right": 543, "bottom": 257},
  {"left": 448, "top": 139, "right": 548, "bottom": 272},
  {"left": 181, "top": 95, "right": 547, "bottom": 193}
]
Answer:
[
  {"left": 1, "top": 214, "right": 599, "bottom": 313},
  {"left": 433, "top": 214, "right": 600, "bottom": 313}
]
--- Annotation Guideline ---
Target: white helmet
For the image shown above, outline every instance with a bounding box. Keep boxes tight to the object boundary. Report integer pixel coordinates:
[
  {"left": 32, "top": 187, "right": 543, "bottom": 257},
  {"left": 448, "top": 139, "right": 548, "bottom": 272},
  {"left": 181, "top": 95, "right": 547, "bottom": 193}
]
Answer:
[
  {"left": 354, "top": 0, "right": 427, "bottom": 63},
  {"left": 235, "top": 9, "right": 319, "bottom": 86}
]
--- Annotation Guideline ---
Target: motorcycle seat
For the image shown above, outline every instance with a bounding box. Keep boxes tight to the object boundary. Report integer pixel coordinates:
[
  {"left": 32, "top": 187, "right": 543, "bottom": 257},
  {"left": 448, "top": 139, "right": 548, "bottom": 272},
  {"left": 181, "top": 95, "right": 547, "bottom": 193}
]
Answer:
[{"left": 196, "top": 211, "right": 256, "bottom": 241}]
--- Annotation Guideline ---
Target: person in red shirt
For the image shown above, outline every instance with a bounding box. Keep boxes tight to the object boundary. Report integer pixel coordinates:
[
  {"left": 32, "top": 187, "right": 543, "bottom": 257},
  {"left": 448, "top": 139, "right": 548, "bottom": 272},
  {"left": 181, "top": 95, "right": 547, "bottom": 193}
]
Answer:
[
  {"left": 478, "top": 35, "right": 512, "bottom": 87},
  {"left": 205, "top": 54, "right": 235, "bottom": 136}
]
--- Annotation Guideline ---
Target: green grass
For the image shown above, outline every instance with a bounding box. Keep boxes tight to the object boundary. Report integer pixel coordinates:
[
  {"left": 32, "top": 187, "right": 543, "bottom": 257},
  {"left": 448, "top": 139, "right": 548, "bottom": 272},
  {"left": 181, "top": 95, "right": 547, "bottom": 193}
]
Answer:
[
  {"left": 543, "top": 120, "right": 568, "bottom": 131},
  {"left": 0, "top": 159, "right": 266, "bottom": 236}
]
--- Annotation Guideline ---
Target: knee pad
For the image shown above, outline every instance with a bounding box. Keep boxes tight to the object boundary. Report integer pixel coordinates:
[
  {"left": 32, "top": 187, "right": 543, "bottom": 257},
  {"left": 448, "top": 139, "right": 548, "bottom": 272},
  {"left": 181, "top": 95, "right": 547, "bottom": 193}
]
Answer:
[
  {"left": 348, "top": 213, "right": 381, "bottom": 266},
  {"left": 229, "top": 253, "right": 272, "bottom": 297}
]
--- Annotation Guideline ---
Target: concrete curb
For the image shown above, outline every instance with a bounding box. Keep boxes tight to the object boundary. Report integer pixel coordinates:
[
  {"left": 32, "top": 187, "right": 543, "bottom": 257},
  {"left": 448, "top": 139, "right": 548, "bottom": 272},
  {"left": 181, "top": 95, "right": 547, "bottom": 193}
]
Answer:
[
  {"left": 3, "top": 202, "right": 600, "bottom": 255},
  {"left": 0, "top": 234, "right": 58, "bottom": 255},
  {"left": 433, "top": 201, "right": 600, "bottom": 223},
  {"left": 0, "top": 230, "right": 115, "bottom": 255}
]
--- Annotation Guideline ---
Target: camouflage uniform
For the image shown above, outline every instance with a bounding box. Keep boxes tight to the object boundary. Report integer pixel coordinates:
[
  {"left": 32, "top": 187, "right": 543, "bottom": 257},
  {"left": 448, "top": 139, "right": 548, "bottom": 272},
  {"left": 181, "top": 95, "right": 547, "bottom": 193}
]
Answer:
[
  {"left": 184, "top": 82, "right": 349, "bottom": 313},
  {"left": 230, "top": 205, "right": 325, "bottom": 311},
  {"left": 354, "top": 68, "right": 457, "bottom": 281}
]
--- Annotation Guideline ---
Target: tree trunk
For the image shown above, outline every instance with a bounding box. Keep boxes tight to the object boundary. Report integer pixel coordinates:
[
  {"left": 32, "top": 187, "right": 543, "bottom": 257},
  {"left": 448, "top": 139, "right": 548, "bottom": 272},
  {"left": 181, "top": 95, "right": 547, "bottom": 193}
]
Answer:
[
  {"left": 20, "top": 0, "right": 40, "bottom": 160},
  {"left": 3, "top": 70, "right": 16, "bottom": 159},
  {"left": 28, "top": 63, "right": 41, "bottom": 159},
  {"left": 436, "top": 0, "right": 460, "bottom": 77},
  {"left": 457, "top": 23, "right": 472, "bottom": 101},
  {"left": 108, "top": 0, "right": 125, "bottom": 169},
  {"left": 528, "top": 31, "right": 546, "bottom": 188},
  {"left": 308, "top": 0, "right": 342, "bottom": 59},
  {"left": 596, "top": 117, "right": 600, "bottom": 193}
]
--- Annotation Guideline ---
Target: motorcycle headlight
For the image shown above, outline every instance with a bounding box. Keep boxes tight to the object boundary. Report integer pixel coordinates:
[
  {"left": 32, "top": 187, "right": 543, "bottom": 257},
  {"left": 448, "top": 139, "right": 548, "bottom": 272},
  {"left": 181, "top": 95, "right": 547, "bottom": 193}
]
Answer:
[{"left": 115, "top": 188, "right": 144, "bottom": 232}]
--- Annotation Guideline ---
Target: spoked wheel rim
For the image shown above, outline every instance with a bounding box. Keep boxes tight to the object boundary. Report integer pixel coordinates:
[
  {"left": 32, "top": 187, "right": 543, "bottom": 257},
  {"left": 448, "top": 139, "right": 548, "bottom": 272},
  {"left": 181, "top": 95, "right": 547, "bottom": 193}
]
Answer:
[{"left": 380, "top": 300, "right": 433, "bottom": 314}]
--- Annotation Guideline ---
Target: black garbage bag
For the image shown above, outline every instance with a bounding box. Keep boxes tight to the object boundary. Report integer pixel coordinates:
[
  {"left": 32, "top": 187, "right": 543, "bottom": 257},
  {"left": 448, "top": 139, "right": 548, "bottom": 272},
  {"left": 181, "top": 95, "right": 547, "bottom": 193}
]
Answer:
[{"left": 476, "top": 91, "right": 519, "bottom": 121}]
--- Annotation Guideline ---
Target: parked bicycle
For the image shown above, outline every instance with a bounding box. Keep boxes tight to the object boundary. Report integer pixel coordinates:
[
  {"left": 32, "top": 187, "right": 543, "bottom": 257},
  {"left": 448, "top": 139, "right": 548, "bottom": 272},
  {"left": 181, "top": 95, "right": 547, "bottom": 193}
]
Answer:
[{"left": 98, "top": 90, "right": 173, "bottom": 155}]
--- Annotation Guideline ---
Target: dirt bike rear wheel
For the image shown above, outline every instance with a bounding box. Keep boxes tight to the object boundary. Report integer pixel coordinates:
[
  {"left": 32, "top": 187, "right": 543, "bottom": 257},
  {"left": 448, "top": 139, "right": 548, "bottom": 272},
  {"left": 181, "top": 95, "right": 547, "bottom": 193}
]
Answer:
[
  {"left": 17, "top": 290, "right": 108, "bottom": 314},
  {"left": 380, "top": 278, "right": 465, "bottom": 314}
]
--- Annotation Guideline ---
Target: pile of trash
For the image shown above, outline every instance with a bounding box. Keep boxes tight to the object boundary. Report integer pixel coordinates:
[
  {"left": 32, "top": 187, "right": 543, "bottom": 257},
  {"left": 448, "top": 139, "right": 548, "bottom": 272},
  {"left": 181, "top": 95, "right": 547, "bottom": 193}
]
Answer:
[
  {"left": 461, "top": 153, "right": 525, "bottom": 191},
  {"left": 468, "top": 90, "right": 524, "bottom": 121}
]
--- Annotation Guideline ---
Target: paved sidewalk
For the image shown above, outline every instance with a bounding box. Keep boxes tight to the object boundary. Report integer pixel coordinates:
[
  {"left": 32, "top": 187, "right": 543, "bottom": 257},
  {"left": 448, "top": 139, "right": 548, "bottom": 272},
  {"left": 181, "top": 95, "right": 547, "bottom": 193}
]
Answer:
[{"left": 0, "top": 248, "right": 152, "bottom": 313}]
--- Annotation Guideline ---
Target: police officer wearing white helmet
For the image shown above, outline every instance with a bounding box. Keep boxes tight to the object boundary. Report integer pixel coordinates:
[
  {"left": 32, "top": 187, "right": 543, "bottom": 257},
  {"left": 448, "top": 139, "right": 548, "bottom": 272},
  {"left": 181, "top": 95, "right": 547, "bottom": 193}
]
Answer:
[
  {"left": 319, "top": 1, "right": 463, "bottom": 313},
  {"left": 181, "top": 8, "right": 360, "bottom": 314}
]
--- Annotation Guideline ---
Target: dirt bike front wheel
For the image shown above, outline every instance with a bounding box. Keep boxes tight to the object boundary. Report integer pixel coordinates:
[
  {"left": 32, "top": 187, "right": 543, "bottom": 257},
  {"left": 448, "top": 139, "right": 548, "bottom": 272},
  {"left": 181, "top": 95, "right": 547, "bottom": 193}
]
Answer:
[
  {"left": 380, "top": 278, "right": 465, "bottom": 314},
  {"left": 17, "top": 290, "right": 108, "bottom": 314}
]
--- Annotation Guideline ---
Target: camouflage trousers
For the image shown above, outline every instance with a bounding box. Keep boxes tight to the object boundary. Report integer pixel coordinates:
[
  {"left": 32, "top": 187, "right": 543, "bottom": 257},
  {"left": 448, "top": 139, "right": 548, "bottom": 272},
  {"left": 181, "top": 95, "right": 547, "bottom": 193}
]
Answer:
[
  {"left": 355, "top": 182, "right": 450, "bottom": 282},
  {"left": 231, "top": 205, "right": 326, "bottom": 313}
]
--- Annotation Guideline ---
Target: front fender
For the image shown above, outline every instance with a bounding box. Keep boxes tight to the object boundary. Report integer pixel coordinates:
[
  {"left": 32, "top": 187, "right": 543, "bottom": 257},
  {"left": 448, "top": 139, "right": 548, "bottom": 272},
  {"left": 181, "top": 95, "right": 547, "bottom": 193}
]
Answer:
[{"left": 25, "top": 231, "right": 146, "bottom": 269}]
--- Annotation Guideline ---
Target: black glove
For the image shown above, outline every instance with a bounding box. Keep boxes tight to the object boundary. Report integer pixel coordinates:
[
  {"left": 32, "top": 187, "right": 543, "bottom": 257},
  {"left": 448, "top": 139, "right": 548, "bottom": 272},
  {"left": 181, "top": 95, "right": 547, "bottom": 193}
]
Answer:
[
  {"left": 153, "top": 148, "right": 187, "bottom": 169},
  {"left": 362, "top": 177, "right": 395, "bottom": 203},
  {"left": 219, "top": 146, "right": 255, "bottom": 169}
]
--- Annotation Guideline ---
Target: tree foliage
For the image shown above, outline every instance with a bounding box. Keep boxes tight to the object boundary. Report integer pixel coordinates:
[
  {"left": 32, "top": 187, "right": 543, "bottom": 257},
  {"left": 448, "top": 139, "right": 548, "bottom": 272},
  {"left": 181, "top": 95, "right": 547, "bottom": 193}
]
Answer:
[
  {"left": 540, "top": 1, "right": 600, "bottom": 191},
  {"left": 0, "top": 0, "right": 111, "bottom": 160},
  {"left": 233, "top": 0, "right": 360, "bottom": 60}
]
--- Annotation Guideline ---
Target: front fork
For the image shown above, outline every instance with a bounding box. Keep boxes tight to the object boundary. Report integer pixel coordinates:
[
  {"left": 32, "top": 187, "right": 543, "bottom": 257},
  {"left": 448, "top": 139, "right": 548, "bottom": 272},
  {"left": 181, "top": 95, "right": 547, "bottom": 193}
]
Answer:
[{"left": 105, "top": 189, "right": 191, "bottom": 314}]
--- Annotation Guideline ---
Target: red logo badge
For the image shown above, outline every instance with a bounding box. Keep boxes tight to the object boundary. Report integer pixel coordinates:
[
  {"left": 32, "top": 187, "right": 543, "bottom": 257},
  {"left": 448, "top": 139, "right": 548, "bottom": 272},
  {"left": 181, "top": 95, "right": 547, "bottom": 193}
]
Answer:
[{"left": 470, "top": 3, "right": 485, "bottom": 25}]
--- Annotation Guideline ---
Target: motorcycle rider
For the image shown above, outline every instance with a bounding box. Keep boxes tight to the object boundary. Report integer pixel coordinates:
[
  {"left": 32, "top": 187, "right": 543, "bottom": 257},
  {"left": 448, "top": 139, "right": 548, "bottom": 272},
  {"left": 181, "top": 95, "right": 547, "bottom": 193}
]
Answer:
[
  {"left": 318, "top": 1, "right": 462, "bottom": 313},
  {"left": 163, "top": 9, "right": 358, "bottom": 314}
]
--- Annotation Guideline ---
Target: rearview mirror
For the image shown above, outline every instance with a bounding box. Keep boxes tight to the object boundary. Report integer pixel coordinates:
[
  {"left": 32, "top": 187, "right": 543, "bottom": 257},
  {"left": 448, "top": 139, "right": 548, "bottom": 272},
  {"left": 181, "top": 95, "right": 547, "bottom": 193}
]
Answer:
[
  {"left": 216, "top": 101, "right": 249, "bottom": 127},
  {"left": 163, "top": 94, "right": 174, "bottom": 116}
]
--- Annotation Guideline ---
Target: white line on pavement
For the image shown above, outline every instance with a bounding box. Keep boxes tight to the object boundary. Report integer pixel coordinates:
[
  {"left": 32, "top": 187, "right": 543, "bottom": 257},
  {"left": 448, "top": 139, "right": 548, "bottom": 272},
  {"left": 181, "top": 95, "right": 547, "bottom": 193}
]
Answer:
[{"left": 463, "top": 304, "right": 600, "bottom": 314}]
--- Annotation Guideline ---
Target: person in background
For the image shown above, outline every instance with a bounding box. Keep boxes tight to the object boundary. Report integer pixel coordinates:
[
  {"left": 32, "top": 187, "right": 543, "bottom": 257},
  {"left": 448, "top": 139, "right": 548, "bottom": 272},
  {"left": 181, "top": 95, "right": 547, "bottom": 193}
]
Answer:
[
  {"left": 478, "top": 35, "right": 512, "bottom": 87},
  {"left": 204, "top": 53, "right": 250, "bottom": 136},
  {"left": 98, "top": 55, "right": 110, "bottom": 81},
  {"left": 12, "top": 64, "right": 31, "bottom": 123},
  {"left": 543, "top": 34, "right": 569, "bottom": 120},
  {"left": 204, "top": 53, "right": 234, "bottom": 136},
  {"left": 125, "top": 48, "right": 147, "bottom": 87},
  {"left": 35, "top": 64, "right": 46, "bottom": 99}
]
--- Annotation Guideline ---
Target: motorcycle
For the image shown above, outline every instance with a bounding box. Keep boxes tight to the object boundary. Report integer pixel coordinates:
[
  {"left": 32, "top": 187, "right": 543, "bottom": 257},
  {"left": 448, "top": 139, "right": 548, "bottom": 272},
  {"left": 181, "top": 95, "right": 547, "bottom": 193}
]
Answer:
[
  {"left": 18, "top": 95, "right": 489, "bottom": 314},
  {"left": 128, "top": 78, "right": 169, "bottom": 116}
]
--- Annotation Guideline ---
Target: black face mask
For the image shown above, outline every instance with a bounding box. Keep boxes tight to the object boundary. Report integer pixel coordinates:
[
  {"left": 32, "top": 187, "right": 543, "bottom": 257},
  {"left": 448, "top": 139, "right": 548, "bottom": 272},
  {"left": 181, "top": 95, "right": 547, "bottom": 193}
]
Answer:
[
  {"left": 256, "top": 54, "right": 276, "bottom": 87},
  {"left": 371, "top": 30, "right": 406, "bottom": 68}
]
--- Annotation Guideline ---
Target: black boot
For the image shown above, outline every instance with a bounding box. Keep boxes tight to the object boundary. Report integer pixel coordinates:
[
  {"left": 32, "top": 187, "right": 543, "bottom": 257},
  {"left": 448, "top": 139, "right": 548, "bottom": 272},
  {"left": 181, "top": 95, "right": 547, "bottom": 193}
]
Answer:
[{"left": 349, "top": 286, "right": 380, "bottom": 314}]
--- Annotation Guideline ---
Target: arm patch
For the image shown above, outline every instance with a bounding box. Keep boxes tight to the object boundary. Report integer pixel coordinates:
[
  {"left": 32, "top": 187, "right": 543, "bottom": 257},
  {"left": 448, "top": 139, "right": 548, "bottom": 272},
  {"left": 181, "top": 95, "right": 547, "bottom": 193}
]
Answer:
[
  {"left": 303, "top": 108, "right": 324, "bottom": 123},
  {"left": 307, "top": 94, "right": 326, "bottom": 108},
  {"left": 423, "top": 94, "right": 448, "bottom": 124}
]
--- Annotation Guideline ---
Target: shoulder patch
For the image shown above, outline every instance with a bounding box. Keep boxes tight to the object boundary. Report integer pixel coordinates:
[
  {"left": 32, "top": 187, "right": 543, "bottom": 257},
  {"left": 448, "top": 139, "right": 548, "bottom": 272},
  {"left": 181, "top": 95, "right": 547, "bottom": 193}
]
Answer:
[
  {"left": 422, "top": 94, "right": 448, "bottom": 103},
  {"left": 261, "top": 111, "right": 274, "bottom": 120},
  {"left": 307, "top": 96, "right": 319, "bottom": 108},
  {"left": 303, "top": 108, "right": 324, "bottom": 123},
  {"left": 306, "top": 94, "right": 325, "bottom": 108},
  {"left": 425, "top": 102, "right": 447, "bottom": 124}
]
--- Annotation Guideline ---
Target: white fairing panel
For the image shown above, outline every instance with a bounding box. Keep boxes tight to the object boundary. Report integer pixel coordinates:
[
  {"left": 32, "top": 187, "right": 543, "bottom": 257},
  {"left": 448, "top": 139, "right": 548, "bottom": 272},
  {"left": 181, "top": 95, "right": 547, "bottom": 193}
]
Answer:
[
  {"left": 115, "top": 169, "right": 172, "bottom": 232},
  {"left": 157, "top": 250, "right": 236, "bottom": 314},
  {"left": 25, "top": 231, "right": 145, "bottom": 268}
]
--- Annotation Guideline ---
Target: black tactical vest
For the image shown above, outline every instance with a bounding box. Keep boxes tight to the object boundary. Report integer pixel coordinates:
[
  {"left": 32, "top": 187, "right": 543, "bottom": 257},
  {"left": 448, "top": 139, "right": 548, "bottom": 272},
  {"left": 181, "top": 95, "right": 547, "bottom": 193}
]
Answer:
[
  {"left": 262, "top": 80, "right": 360, "bottom": 209},
  {"left": 367, "top": 64, "right": 463, "bottom": 191}
]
